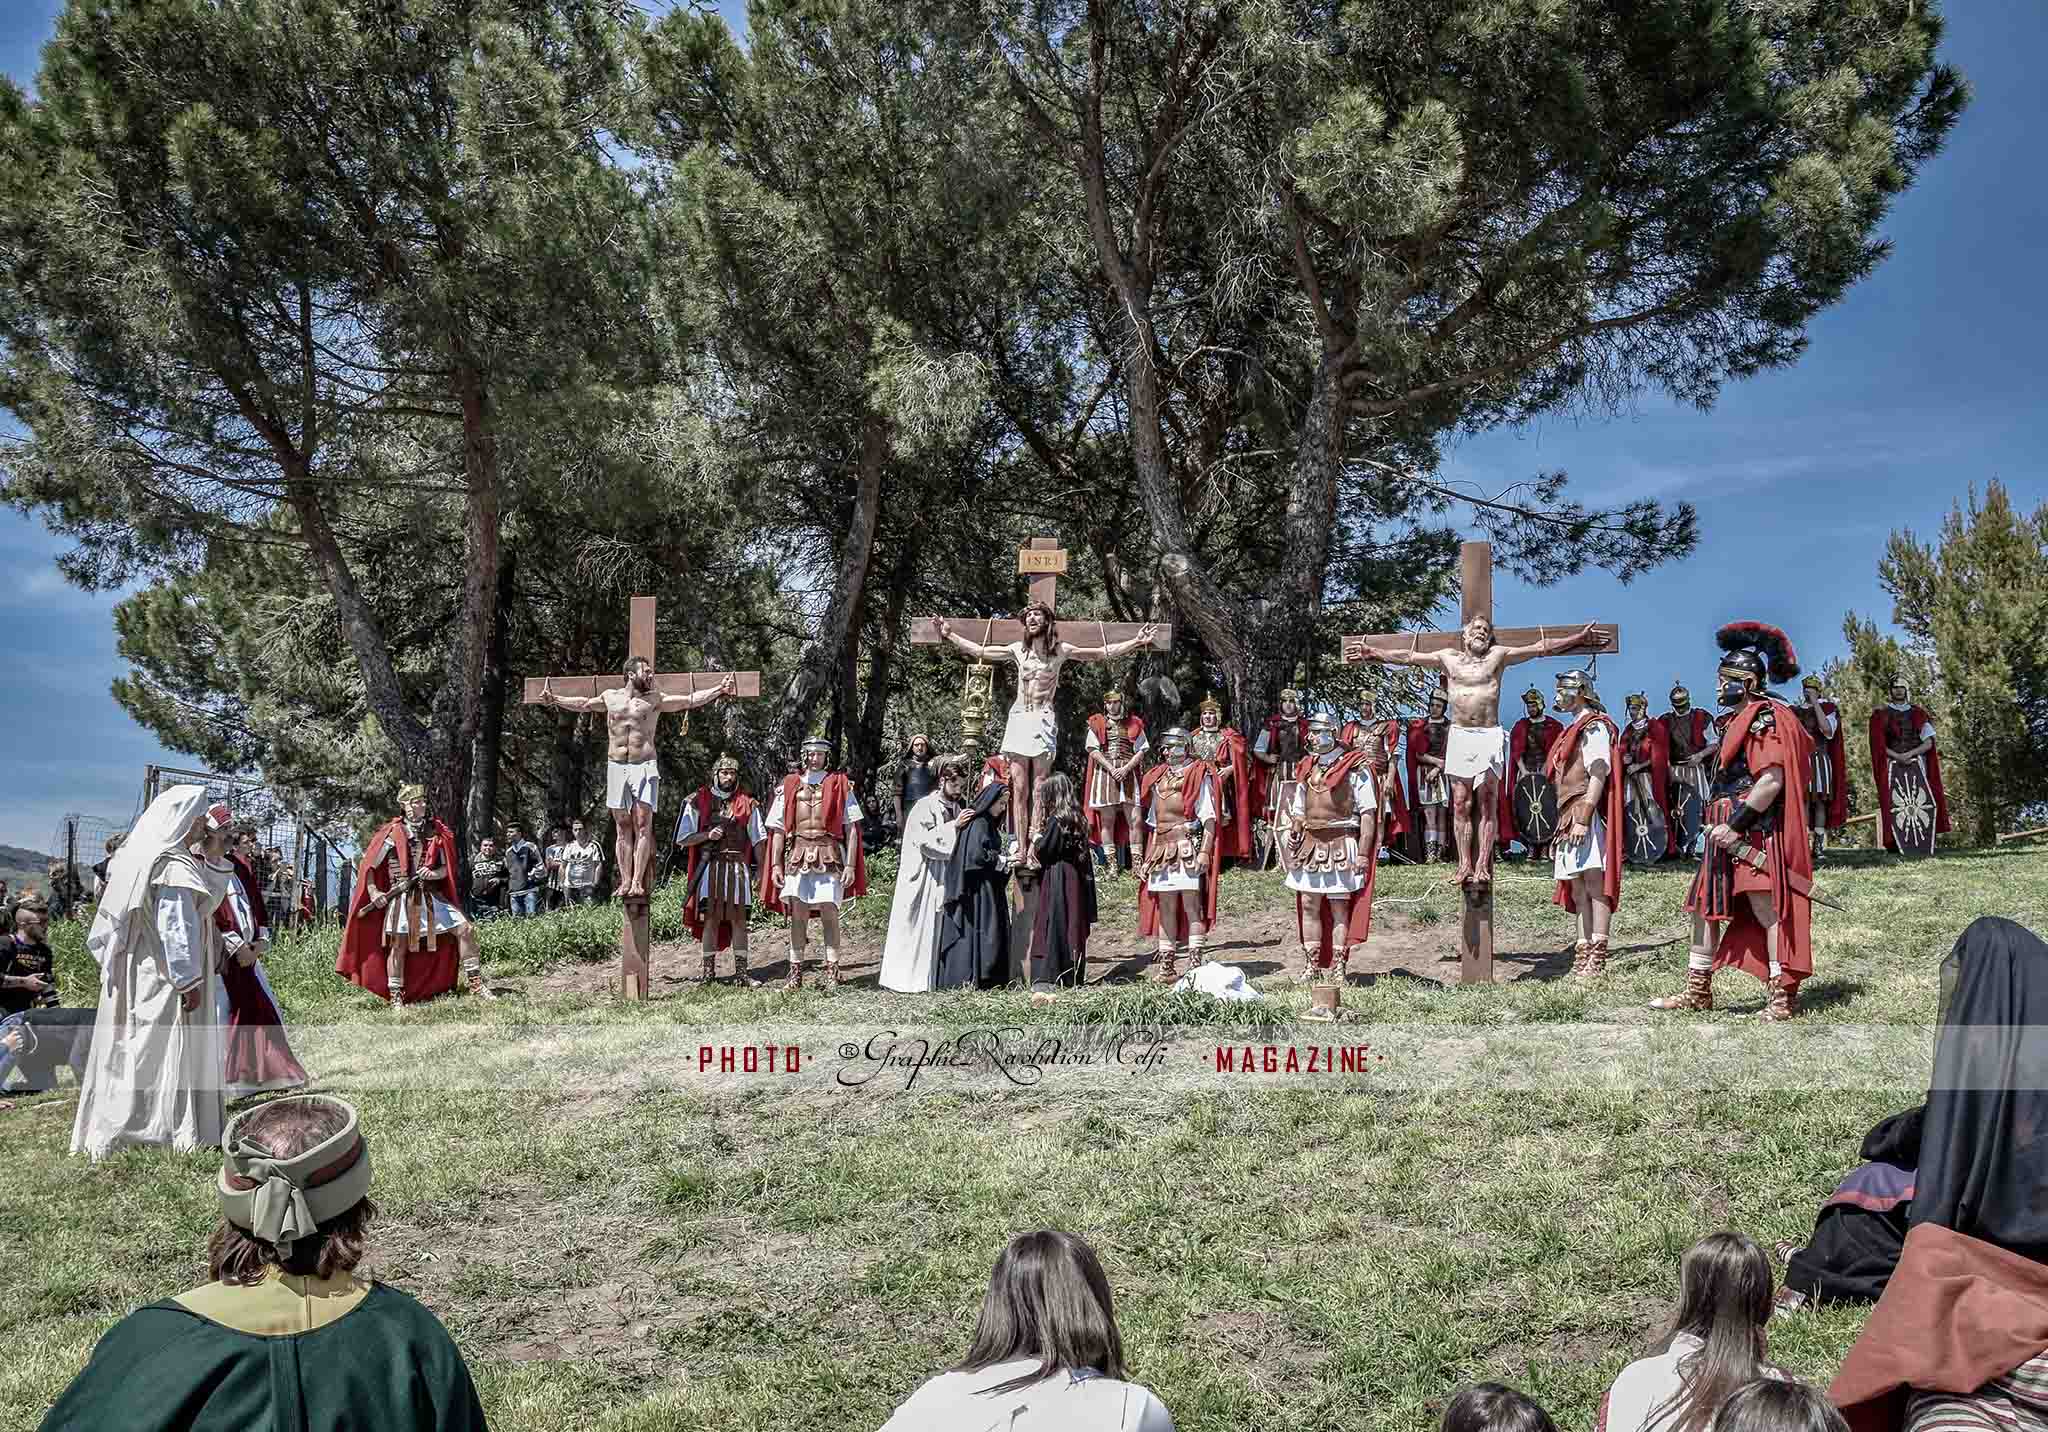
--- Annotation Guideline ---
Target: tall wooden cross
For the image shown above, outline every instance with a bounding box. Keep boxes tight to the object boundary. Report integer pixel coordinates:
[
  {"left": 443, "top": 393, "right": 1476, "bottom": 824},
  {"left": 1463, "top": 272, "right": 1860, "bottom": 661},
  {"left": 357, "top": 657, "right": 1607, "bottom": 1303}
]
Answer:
[
  {"left": 522, "top": 595, "right": 762, "bottom": 1000},
  {"left": 908, "top": 536, "right": 1174, "bottom": 655},
  {"left": 1343, "top": 541, "right": 1619, "bottom": 986}
]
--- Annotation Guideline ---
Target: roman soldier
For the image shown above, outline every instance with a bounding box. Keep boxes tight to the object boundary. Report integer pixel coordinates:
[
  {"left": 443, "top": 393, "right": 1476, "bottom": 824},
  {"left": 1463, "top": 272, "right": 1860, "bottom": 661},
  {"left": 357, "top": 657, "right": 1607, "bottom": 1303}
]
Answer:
[
  {"left": 1252, "top": 689, "right": 1311, "bottom": 854},
  {"left": 676, "top": 753, "right": 768, "bottom": 984},
  {"left": 1503, "top": 687, "right": 1564, "bottom": 860},
  {"left": 1085, "top": 689, "right": 1149, "bottom": 875},
  {"left": 1660, "top": 680, "right": 1715, "bottom": 858},
  {"left": 1405, "top": 691, "right": 1452, "bottom": 861},
  {"left": 1794, "top": 676, "right": 1851, "bottom": 861},
  {"left": 1136, "top": 728, "right": 1219, "bottom": 983},
  {"left": 1189, "top": 694, "right": 1252, "bottom": 861},
  {"left": 763, "top": 737, "right": 867, "bottom": 989},
  {"left": 1620, "top": 692, "right": 1676, "bottom": 858},
  {"left": 1547, "top": 672, "right": 1625, "bottom": 977},
  {"left": 339, "top": 783, "right": 493, "bottom": 1009},
  {"left": 1286, "top": 713, "right": 1380, "bottom": 984},
  {"left": 1869, "top": 679, "right": 1951, "bottom": 853},
  {"left": 1651, "top": 623, "right": 1817, "bottom": 1022},
  {"left": 1341, "top": 691, "right": 1410, "bottom": 855}
]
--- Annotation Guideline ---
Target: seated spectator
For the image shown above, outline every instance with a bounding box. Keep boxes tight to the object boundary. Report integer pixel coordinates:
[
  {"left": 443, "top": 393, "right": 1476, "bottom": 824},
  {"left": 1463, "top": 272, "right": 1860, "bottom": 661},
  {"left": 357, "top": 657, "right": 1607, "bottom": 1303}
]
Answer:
[
  {"left": 37, "top": 1095, "right": 486, "bottom": 1430},
  {"left": 1832, "top": 917, "right": 2048, "bottom": 1432},
  {"left": 877, "top": 1229, "right": 1173, "bottom": 1431},
  {"left": 504, "top": 823, "right": 542, "bottom": 917},
  {"left": 1445, "top": 1383, "right": 1560, "bottom": 1432},
  {"left": 1600, "top": 1232, "right": 1782, "bottom": 1432},
  {"left": 1718, "top": 1380, "right": 1849, "bottom": 1432},
  {"left": 1, "top": 896, "right": 89, "bottom": 1092},
  {"left": 1777, "top": 1107, "right": 1922, "bottom": 1314},
  {"left": 470, "top": 837, "right": 509, "bottom": 918}
]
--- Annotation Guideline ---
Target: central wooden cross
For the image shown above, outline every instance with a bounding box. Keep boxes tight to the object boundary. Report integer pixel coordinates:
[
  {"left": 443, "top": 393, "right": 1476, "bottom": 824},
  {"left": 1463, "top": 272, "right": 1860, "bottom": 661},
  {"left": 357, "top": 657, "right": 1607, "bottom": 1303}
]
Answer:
[
  {"left": 522, "top": 595, "right": 762, "bottom": 1000},
  {"left": 908, "top": 537, "right": 1174, "bottom": 654},
  {"left": 1344, "top": 541, "right": 1619, "bottom": 986}
]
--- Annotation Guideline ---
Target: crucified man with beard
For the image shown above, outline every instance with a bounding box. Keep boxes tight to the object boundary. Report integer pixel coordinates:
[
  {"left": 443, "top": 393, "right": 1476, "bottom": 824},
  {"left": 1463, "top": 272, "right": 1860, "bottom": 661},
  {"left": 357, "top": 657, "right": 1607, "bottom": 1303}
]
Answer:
[
  {"left": 1345, "top": 618, "right": 1598, "bottom": 891},
  {"left": 540, "top": 658, "right": 737, "bottom": 898}
]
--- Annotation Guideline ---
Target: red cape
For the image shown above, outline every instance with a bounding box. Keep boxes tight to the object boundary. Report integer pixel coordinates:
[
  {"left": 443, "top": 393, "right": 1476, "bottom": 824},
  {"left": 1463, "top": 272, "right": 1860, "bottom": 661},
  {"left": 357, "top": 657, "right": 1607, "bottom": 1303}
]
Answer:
[
  {"left": 682, "top": 788, "right": 760, "bottom": 952},
  {"left": 1084, "top": 713, "right": 1147, "bottom": 848},
  {"left": 337, "top": 817, "right": 461, "bottom": 1002},
  {"left": 1290, "top": 747, "right": 1381, "bottom": 961},
  {"left": 1546, "top": 712, "right": 1626, "bottom": 914},
  {"left": 1620, "top": 717, "right": 1675, "bottom": 856},
  {"left": 1249, "top": 714, "right": 1309, "bottom": 825},
  {"left": 1714, "top": 699, "right": 1817, "bottom": 982},
  {"left": 1815, "top": 700, "right": 1851, "bottom": 830},
  {"left": 1207, "top": 726, "right": 1253, "bottom": 858},
  {"left": 1660, "top": 708, "right": 1712, "bottom": 761},
  {"left": 214, "top": 853, "right": 307, "bottom": 1089},
  {"left": 1502, "top": 715, "right": 1564, "bottom": 845},
  {"left": 1135, "top": 760, "right": 1223, "bottom": 939},
  {"left": 761, "top": 772, "right": 867, "bottom": 914},
  {"left": 1341, "top": 720, "right": 1410, "bottom": 837},
  {"left": 1870, "top": 704, "right": 1951, "bottom": 849},
  {"left": 1832, "top": 1224, "right": 2048, "bottom": 1432}
]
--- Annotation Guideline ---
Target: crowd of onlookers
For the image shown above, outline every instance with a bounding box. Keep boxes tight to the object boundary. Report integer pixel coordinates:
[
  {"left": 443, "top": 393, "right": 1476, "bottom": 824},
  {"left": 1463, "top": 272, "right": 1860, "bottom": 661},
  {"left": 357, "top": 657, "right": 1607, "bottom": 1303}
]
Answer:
[{"left": 463, "top": 820, "right": 607, "bottom": 919}]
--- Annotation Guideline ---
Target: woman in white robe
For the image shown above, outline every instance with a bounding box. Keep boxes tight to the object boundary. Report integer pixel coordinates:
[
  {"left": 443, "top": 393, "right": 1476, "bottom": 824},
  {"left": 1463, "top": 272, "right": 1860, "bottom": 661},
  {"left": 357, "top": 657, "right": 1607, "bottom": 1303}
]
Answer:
[
  {"left": 880, "top": 760, "right": 968, "bottom": 993},
  {"left": 71, "top": 788, "right": 235, "bottom": 1160}
]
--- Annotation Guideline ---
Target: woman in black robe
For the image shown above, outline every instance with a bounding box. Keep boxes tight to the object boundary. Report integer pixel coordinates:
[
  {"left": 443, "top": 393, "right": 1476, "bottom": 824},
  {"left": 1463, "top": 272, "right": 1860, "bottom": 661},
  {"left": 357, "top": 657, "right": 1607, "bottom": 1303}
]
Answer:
[
  {"left": 934, "top": 783, "right": 1011, "bottom": 990},
  {"left": 1028, "top": 773, "right": 1097, "bottom": 1006},
  {"left": 1779, "top": 1104, "right": 1923, "bottom": 1310}
]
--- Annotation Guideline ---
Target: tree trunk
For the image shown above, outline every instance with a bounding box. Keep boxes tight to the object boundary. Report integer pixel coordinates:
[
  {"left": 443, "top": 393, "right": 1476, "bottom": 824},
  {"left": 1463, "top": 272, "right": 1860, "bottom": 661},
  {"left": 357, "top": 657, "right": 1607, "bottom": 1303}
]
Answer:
[
  {"left": 770, "top": 414, "right": 888, "bottom": 762},
  {"left": 852, "top": 542, "right": 914, "bottom": 817},
  {"left": 547, "top": 617, "right": 594, "bottom": 832},
  {"left": 468, "top": 549, "right": 517, "bottom": 846}
]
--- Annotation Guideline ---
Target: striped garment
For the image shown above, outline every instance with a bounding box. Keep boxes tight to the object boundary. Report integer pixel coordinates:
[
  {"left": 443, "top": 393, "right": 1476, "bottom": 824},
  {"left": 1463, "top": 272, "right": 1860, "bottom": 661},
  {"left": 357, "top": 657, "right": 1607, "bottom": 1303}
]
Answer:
[{"left": 1907, "top": 1350, "right": 2048, "bottom": 1432}]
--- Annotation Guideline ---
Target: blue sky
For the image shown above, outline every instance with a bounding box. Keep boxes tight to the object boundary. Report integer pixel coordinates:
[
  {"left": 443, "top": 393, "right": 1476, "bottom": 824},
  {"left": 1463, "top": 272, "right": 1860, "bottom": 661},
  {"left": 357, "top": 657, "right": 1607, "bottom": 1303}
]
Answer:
[{"left": 3, "top": 1, "right": 2044, "bottom": 852}]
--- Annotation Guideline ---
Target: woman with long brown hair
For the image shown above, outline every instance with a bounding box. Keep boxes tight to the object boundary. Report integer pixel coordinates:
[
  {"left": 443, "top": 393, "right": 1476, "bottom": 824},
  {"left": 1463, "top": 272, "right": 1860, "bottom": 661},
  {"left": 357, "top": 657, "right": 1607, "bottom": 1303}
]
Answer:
[
  {"left": 1029, "top": 772, "right": 1097, "bottom": 1006},
  {"left": 879, "top": 1229, "right": 1173, "bottom": 1430},
  {"left": 1599, "top": 1231, "right": 1783, "bottom": 1432}
]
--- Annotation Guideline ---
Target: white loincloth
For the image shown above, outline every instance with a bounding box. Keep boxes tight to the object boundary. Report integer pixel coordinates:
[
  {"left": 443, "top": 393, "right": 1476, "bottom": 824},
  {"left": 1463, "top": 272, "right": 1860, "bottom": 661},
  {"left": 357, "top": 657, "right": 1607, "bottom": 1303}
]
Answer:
[
  {"left": 608, "top": 758, "right": 660, "bottom": 812},
  {"left": 1000, "top": 703, "right": 1057, "bottom": 760},
  {"left": 1553, "top": 815, "right": 1607, "bottom": 880},
  {"left": 1444, "top": 724, "right": 1509, "bottom": 782}
]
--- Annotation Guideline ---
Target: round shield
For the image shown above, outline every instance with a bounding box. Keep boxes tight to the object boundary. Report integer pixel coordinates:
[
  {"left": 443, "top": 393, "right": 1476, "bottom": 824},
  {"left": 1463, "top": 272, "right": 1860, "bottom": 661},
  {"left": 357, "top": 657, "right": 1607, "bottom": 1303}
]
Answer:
[
  {"left": 1890, "top": 759, "right": 1937, "bottom": 857},
  {"left": 1252, "top": 819, "right": 1277, "bottom": 871},
  {"left": 1671, "top": 776, "right": 1705, "bottom": 858},
  {"left": 1625, "top": 783, "right": 1668, "bottom": 866},
  {"left": 1513, "top": 772, "right": 1558, "bottom": 849}
]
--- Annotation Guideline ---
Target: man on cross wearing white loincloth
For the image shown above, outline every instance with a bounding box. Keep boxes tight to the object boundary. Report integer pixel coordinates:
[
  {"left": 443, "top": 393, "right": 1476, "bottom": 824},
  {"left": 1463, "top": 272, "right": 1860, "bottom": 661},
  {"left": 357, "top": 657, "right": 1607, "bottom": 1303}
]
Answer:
[
  {"left": 1346, "top": 617, "right": 1599, "bottom": 891},
  {"left": 538, "top": 657, "right": 737, "bottom": 899}
]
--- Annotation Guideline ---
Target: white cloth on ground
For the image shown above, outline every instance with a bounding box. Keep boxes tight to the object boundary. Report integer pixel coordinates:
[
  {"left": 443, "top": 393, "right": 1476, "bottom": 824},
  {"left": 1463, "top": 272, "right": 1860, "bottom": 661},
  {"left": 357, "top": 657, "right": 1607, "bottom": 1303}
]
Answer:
[
  {"left": 1443, "top": 723, "right": 1509, "bottom": 782},
  {"left": 1170, "top": 962, "right": 1264, "bottom": 1002},
  {"left": 879, "top": 1358, "right": 1176, "bottom": 1432},
  {"left": 607, "top": 757, "right": 660, "bottom": 812},
  {"left": 879, "top": 791, "right": 960, "bottom": 993}
]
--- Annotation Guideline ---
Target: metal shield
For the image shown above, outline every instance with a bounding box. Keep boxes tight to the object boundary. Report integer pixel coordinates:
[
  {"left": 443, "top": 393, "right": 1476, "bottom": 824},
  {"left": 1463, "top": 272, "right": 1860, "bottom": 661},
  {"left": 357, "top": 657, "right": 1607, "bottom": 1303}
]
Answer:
[
  {"left": 1625, "top": 782, "right": 1668, "bottom": 866},
  {"left": 1513, "top": 772, "right": 1558, "bottom": 849},
  {"left": 1890, "top": 759, "right": 1937, "bottom": 857}
]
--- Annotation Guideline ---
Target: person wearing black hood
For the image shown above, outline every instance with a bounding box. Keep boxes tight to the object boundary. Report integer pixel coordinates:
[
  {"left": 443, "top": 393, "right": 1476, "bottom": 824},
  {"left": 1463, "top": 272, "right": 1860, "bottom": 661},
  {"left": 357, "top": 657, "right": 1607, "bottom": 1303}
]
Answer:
[
  {"left": 934, "top": 782, "right": 1012, "bottom": 991},
  {"left": 1831, "top": 917, "right": 2048, "bottom": 1432},
  {"left": 1776, "top": 1106, "right": 1924, "bottom": 1312}
]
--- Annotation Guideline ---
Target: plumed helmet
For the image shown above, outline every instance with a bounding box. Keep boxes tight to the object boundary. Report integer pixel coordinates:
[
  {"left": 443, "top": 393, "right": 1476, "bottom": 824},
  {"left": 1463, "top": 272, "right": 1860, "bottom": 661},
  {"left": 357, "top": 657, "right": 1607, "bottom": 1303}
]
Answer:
[{"left": 1715, "top": 621, "right": 1801, "bottom": 685}]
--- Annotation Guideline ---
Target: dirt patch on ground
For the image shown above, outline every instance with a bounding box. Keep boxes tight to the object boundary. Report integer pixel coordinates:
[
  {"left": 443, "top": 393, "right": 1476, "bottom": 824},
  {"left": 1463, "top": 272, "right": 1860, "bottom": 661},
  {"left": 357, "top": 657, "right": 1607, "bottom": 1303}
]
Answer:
[{"left": 526, "top": 891, "right": 1589, "bottom": 1000}]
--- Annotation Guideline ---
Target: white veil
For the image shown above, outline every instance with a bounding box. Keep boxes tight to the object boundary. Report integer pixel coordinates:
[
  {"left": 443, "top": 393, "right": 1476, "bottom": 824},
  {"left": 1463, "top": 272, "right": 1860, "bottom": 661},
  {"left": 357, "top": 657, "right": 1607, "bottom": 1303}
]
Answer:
[{"left": 84, "top": 784, "right": 208, "bottom": 982}]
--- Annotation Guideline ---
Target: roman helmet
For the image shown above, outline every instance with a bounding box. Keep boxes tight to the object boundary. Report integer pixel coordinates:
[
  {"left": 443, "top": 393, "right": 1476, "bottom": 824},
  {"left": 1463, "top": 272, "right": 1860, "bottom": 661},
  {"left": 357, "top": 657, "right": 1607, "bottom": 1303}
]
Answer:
[
  {"left": 1554, "top": 669, "right": 1595, "bottom": 712},
  {"left": 397, "top": 782, "right": 426, "bottom": 809},
  {"left": 1198, "top": 694, "right": 1224, "bottom": 727},
  {"left": 1888, "top": 677, "right": 1911, "bottom": 705},
  {"left": 1521, "top": 687, "right": 1544, "bottom": 720},
  {"left": 1669, "top": 681, "right": 1692, "bottom": 713},
  {"left": 1159, "top": 726, "right": 1193, "bottom": 759},
  {"left": 1801, "top": 675, "right": 1824, "bottom": 702},
  {"left": 1103, "top": 688, "right": 1125, "bottom": 713},
  {"left": 1279, "top": 688, "right": 1302, "bottom": 713},
  {"left": 1714, "top": 621, "right": 1800, "bottom": 708},
  {"left": 1626, "top": 692, "right": 1649, "bottom": 722},
  {"left": 1426, "top": 689, "right": 1449, "bottom": 717},
  {"left": 713, "top": 752, "right": 741, "bottom": 789},
  {"left": 800, "top": 736, "right": 832, "bottom": 769},
  {"left": 1307, "top": 711, "right": 1338, "bottom": 750}
]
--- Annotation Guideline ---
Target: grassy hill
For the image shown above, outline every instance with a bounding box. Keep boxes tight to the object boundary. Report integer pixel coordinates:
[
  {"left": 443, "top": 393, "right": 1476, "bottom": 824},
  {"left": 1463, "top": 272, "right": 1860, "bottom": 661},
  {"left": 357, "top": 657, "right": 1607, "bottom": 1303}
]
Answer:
[
  {"left": 0, "top": 844, "right": 56, "bottom": 895},
  {"left": 2, "top": 846, "right": 2038, "bottom": 1431}
]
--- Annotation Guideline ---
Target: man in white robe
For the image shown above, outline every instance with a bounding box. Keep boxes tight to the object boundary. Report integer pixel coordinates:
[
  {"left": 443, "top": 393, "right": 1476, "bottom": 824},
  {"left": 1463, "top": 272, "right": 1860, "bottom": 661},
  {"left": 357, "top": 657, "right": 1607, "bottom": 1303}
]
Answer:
[
  {"left": 880, "top": 757, "right": 969, "bottom": 992},
  {"left": 72, "top": 788, "right": 235, "bottom": 1160}
]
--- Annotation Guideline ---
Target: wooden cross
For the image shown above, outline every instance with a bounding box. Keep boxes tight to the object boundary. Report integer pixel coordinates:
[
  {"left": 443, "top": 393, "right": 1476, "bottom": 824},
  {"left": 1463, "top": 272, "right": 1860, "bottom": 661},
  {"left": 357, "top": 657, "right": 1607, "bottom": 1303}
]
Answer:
[
  {"left": 1344, "top": 541, "right": 1620, "bottom": 986},
  {"left": 521, "top": 595, "right": 762, "bottom": 1000},
  {"left": 908, "top": 537, "right": 1174, "bottom": 653}
]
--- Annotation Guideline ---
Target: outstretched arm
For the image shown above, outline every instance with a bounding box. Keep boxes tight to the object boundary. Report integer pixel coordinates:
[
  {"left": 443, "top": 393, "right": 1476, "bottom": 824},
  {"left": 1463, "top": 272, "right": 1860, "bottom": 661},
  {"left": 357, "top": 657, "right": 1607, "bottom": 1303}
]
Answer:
[
  {"left": 1060, "top": 623, "right": 1159, "bottom": 661},
  {"left": 1341, "top": 637, "right": 1444, "bottom": 671},
  {"left": 538, "top": 687, "right": 607, "bottom": 713},
  {"left": 929, "top": 615, "right": 1007, "bottom": 661},
  {"left": 659, "top": 672, "right": 738, "bottom": 715},
  {"left": 1497, "top": 622, "right": 1604, "bottom": 666}
]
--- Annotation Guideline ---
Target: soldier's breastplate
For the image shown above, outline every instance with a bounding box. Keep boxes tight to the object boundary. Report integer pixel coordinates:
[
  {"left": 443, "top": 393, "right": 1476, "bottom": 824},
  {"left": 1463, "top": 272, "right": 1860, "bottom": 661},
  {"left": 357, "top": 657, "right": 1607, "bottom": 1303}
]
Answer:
[
  {"left": 1886, "top": 712, "right": 1917, "bottom": 756},
  {"left": 1190, "top": 730, "right": 1222, "bottom": 764},
  {"left": 1274, "top": 727, "right": 1302, "bottom": 766},
  {"left": 1668, "top": 722, "right": 1697, "bottom": 760},
  {"left": 1104, "top": 723, "right": 1133, "bottom": 764},
  {"left": 1556, "top": 748, "right": 1593, "bottom": 808},
  {"left": 793, "top": 783, "right": 832, "bottom": 837},
  {"left": 1156, "top": 773, "right": 1194, "bottom": 829},
  {"left": 1302, "top": 770, "right": 1356, "bottom": 827},
  {"left": 1429, "top": 722, "right": 1450, "bottom": 756},
  {"left": 714, "top": 803, "right": 753, "bottom": 860}
]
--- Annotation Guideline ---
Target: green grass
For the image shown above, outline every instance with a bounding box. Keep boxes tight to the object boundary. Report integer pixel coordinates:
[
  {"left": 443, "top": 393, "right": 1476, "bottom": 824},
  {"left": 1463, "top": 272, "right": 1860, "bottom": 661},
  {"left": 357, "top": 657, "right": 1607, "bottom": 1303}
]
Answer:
[{"left": 1, "top": 845, "right": 2039, "bottom": 1431}]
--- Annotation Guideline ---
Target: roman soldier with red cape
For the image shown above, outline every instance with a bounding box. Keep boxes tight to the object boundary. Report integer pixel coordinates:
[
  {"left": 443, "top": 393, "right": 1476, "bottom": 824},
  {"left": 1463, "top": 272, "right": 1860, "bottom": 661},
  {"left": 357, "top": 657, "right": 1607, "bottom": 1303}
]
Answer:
[
  {"left": 1619, "top": 692, "right": 1676, "bottom": 857},
  {"left": 1797, "top": 675, "right": 1852, "bottom": 857},
  {"left": 1545, "top": 676, "right": 1626, "bottom": 976},
  {"left": 215, "top": 838, "right": 307, "bottom": 1096},
  {"left": 339, "top": 784, "right": 488, "bottom": 1006},
  {"left": 677, "top": 753, "right": 767, "bottom": 982},
  {"left": 1869, "top": 680, "right": 1951, "bottom": 852},
  {"left": 1652, "top": 622, "right": 1817, "bottom": 1022},
  {"left": 1190, "top": 695, "right": 1253, "bottom": 860},
  {"left": 1405, "top": 693, "right": 1452, "bottom": 861},
  {"left": 1135, "top": 731, "right": 1222, "bottom": 981},
  {"left": 1502, "top": 688, "right": 1564, "bottom": 855},
  {"left": 1342, "top": 702, "right": 1411, "bottom": 847},
  {"left": 1084, "top": 692, "right": 1148, "bottom": 872},
  {"left": 1288, "top": 716, "right": 1382, "bottom": 975},
  {"left": 1249, "top": 692, "right": 1310, "bottom": 833},
  {"left": 762, "top": 740, "right": 868, "bottom": 989}
]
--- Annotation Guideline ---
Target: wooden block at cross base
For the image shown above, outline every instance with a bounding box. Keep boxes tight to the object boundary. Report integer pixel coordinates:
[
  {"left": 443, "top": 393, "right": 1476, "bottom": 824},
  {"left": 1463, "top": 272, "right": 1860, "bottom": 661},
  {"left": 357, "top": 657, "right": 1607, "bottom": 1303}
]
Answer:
[
  {"left": 620, "top": 897, "right": 652, "bottom": 1001},
  {"left": 1459, "top": 887, "right": 1494, "bottom": 986}
]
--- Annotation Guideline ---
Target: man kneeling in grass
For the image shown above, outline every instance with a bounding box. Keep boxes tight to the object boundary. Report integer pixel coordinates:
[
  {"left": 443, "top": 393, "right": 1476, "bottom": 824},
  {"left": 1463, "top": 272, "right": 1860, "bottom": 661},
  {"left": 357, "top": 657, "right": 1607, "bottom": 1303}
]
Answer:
[{"left": 39, "top": 1096, "right": 484, "bottom": 1431}]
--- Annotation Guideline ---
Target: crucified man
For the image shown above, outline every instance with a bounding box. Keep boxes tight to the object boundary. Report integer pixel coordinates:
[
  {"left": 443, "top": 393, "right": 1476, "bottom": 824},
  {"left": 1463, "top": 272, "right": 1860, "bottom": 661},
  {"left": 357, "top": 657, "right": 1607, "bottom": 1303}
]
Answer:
[
  {"left": 539, "top": 658, "right": 737, "bottom": 898},
  {"left": 1344, "top": 617, "right": 1598, "bottom": 891},
  {"left": 929, "top": 603, "right": 1156, "bottom": 867}
]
